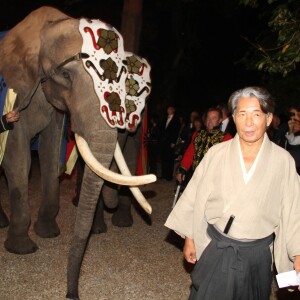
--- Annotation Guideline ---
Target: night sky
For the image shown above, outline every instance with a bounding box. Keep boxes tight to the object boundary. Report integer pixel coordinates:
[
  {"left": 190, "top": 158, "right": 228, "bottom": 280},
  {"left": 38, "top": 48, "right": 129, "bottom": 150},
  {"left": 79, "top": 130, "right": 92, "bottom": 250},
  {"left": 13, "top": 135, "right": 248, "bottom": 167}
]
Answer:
[{"left": 1, "top": 0, "right": 289, "bottom": 119}]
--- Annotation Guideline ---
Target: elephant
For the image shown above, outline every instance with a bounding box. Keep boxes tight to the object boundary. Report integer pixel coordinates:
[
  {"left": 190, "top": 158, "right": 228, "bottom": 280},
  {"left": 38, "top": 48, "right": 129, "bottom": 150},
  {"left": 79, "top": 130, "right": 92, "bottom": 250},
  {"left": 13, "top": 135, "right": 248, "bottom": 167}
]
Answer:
[{"left": 0, "top": 6, "right": 155, "bottom": 300}]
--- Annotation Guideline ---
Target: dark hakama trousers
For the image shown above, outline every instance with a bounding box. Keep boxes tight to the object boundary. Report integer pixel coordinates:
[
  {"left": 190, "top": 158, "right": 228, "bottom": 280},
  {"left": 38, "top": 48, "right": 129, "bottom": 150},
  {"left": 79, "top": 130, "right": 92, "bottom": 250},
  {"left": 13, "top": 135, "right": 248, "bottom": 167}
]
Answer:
[{"left": 189, "top": 224, "right": 274, "bottom": 300}]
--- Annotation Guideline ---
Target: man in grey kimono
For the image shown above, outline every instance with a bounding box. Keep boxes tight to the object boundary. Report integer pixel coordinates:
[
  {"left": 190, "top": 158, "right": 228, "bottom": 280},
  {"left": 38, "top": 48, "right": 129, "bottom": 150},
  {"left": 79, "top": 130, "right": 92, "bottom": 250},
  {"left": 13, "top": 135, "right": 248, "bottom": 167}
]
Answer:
[{"left": 165, "top": 86, "right": 300, "bottom": 300}]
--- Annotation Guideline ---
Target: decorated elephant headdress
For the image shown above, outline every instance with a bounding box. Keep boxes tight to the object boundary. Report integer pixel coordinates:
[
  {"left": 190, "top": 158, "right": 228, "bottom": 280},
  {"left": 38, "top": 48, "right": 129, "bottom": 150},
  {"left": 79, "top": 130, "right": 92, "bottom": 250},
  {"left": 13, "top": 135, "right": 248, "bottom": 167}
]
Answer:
[{"left": 79, "top": 18, "right": 151, "bottom": 130}]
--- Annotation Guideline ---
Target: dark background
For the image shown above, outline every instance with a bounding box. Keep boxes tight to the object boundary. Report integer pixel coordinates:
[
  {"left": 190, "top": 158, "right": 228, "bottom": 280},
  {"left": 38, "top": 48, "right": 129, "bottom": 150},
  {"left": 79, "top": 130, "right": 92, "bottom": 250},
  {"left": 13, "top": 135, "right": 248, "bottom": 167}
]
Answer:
[{"left": 0, "top": 0, "right": 298, "bottom": 119}]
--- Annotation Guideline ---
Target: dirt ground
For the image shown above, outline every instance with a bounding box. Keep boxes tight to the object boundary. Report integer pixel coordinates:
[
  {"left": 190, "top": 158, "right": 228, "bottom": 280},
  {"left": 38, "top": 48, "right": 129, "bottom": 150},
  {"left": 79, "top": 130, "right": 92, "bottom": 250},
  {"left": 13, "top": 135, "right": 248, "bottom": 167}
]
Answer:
[{"left": 0, "top": 153, "right": 299, "bottom": 300}]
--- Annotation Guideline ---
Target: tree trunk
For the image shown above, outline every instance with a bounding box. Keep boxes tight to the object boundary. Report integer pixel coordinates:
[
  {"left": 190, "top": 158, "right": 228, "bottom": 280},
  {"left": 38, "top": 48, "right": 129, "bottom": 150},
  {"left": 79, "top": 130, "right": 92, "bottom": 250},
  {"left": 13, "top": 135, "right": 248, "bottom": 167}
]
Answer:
[{"left": 121, "top": 0, "right": 143, "bottom": 53}]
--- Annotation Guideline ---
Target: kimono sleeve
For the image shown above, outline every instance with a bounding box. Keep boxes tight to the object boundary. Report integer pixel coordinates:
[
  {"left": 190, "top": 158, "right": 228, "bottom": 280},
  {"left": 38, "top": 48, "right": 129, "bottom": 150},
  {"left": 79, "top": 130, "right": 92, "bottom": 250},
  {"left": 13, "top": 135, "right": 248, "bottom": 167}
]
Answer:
[
  {"left": 274, "top": 156, "right": 300, "bottom": 272},
  {"left": 164, "top": 149, "right": 211, "bottom": 240},
  {"left": 285, "top": 170, "right": 300, "bottom": 259}
]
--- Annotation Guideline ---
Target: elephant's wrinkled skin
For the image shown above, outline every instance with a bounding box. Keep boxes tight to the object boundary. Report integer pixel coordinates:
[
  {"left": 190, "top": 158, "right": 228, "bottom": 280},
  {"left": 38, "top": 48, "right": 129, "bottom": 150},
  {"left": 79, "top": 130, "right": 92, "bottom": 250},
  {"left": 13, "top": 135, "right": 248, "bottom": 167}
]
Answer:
[
  {"left": 0, "top": 7, "right": 152, "bottom": 300},
  {"left": 74, "top": 125, "right": 144, "bottom": 233},
  {"left": 91, "top": 128, "right": 143, "bottom": 233}
]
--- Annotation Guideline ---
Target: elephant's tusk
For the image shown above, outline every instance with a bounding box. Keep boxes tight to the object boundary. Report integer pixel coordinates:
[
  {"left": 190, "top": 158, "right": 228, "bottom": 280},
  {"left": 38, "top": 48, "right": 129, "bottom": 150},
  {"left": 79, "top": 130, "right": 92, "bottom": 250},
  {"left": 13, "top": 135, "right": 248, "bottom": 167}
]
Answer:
[
  {"left": 75, "top": 134, "right": 156, "bottom": 188},
  {"left": 114, "top": 142, "right": 152, "bottom": 214}
]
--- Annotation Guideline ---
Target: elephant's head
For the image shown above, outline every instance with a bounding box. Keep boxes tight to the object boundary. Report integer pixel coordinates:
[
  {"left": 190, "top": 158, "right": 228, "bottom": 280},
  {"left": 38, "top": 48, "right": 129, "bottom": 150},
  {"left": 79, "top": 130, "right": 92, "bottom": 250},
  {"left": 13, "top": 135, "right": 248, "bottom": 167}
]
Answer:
[{"left": 0, "top": 6, "right": 154, "bottom": 212}]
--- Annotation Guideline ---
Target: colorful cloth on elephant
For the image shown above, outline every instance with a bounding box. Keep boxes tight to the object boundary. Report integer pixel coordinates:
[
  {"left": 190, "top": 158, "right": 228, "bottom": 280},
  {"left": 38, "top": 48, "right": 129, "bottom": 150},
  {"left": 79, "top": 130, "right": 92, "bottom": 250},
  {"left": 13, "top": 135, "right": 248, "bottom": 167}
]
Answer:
[
  {"left": 79, "top": 19, "right": 151, "bottom": 131},
  {"left": 0, "top": 32, "right": 9, "bottom": 115},
  {"left": 0, "top": 84, "right": 17, "bottom": 164}
]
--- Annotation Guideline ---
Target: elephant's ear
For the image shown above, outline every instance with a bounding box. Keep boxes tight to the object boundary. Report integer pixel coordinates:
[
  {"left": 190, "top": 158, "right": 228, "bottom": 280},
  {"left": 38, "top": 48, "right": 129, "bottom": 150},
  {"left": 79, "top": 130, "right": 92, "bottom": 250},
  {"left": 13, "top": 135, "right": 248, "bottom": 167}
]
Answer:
[
  {"left": 0, "top": 6, "right": 70, "bottom": 96},
  {"left": 124, "top": 52, "right": 151, "bottom": 131}
]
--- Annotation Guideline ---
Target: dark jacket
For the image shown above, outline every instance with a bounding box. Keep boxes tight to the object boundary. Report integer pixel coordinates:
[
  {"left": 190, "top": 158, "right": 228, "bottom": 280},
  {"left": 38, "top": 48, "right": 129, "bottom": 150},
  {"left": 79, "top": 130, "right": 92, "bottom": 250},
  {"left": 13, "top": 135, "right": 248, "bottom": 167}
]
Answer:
[
  {"left": 0, "top": 114, "right": 13, "bottom": 133},
  {"left": 161, "top": 115, "right": 181, "bottom": 146}
]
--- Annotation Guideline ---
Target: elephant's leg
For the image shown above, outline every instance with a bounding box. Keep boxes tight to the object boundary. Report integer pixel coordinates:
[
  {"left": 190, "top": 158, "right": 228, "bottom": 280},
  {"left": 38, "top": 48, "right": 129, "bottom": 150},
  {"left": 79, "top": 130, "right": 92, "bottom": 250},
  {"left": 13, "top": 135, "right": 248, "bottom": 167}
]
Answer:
[
  {"left": 2, "top": 137, "right": 37, "bottom": 254},
  {"left": 0, "top": 169, "right": 9, "bottom": 227},
  {"left": 34, "top": 112, "right": 64, "bottom": 238},
  {"left": 112, "top": 186, "right": 133, "bottom": 227},
  {"left": 112, "top": 129, "right": 141, "bottom": 227},
  {"left": 91, "top": 196, "right": 107, "bottom": 234},
  {"left": 101, "top": 181, "right": 119, "bottom": 209},
  {"left": 0, "top": 201, "right": 9, "bottom": 228},
  {"left": 0, "top": 167, "right": 9, "bottom": 228}
]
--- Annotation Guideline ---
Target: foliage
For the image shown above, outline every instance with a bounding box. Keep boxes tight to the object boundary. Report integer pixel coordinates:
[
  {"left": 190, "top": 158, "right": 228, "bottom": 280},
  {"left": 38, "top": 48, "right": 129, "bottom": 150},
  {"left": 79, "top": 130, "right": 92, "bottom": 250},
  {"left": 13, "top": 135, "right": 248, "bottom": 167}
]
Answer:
[{"left": 239, "top": 0, "right": 300, "bottom": 76}]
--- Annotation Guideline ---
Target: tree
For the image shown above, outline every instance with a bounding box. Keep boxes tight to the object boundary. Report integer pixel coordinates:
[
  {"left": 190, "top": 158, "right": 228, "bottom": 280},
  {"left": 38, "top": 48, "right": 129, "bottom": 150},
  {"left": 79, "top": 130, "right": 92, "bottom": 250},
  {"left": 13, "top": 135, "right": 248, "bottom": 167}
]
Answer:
[{"left": 240, "top": 0, "right": 300, "bottom": 76}]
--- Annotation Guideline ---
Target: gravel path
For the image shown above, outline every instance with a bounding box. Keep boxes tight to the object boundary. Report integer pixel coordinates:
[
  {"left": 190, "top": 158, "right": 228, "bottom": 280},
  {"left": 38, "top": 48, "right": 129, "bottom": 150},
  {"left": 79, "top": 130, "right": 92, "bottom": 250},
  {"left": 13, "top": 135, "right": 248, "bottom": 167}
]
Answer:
[{"left": 0, "top": 155, "right": 299, "bottom": 300}]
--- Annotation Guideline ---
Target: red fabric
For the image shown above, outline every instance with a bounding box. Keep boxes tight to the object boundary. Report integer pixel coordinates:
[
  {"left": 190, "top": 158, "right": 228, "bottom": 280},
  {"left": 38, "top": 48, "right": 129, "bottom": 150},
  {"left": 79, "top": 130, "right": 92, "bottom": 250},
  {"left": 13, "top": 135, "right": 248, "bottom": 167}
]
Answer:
[
  {"left": 180, "top": 131, "right": 232, "bottom": 172},
  {"left": 180, "top": 131, "right": 198, "bottom": 171},
  {"left": 66, "top": 140, "right": 76, "bottom": 161},
  {"left": 65, "top": 121, "right": 75, "bottom": 162},
  {"left": 136, "top": 106, "right": 148, "bottom": 175},
  {"left": 223, "top": 133, "right": 232, "bottom": 142}
]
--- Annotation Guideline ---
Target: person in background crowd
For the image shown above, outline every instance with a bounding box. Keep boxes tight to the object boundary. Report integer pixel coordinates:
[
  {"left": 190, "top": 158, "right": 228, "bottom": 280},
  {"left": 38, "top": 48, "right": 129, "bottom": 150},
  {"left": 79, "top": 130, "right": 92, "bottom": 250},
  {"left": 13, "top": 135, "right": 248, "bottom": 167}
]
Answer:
[
  {"left": 274, "top": 105, "right": 300, "bottom": 174},
  {"left": 0, "top": 110, "right": 20, "bottom": 133},
  {"left": 147, "top": 115, "right": 160, "bottom": 175},
  {"left": 160, "top": 105, "right": 180, "bottom": 180},
  {"left": 217, "top": 102, "right": 237, "bottom": 136},
  {"left": 166, "top": 86, "right": 300, "bottom": 299},
  {"left": 188, "top": 110, "right": 200, "bottom": 133},
  {"left": 267, "top": 114, "right": 281, "bottom": 141},
  {"left": 176, "top": 107, "right": 232, "bottom": 186},
  {"left": 174, "top": 113, "right": 203, "bottom": 161}
]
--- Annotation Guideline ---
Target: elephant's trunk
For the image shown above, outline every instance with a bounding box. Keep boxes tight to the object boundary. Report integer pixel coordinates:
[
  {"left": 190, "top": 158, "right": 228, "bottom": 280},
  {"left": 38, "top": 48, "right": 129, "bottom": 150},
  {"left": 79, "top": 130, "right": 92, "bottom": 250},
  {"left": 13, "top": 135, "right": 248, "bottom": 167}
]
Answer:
[{"left": 66, "top": 132, "right": 116, "bottom": 299}]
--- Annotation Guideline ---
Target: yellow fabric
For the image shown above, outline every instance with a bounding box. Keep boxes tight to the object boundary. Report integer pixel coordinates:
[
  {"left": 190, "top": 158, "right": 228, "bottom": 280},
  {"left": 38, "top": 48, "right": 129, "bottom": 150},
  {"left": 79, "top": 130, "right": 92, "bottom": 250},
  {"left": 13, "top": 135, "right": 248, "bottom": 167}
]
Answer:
[
  {"left": 0, "top": 89, "right": 17, "bottom": 164},
  {"left": 65, "top": 145, "right": 78, "bottom": 175}
]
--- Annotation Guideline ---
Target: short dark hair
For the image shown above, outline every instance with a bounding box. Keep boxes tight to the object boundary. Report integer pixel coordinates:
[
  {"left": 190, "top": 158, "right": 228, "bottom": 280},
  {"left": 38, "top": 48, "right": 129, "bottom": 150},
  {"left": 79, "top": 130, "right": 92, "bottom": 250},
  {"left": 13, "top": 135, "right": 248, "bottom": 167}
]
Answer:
[
  {"left": 206, "top": 107, "right": 222, "bottom": 119},
  {"left": 228, "top": 86, "right": 275, "bottom": 114}
]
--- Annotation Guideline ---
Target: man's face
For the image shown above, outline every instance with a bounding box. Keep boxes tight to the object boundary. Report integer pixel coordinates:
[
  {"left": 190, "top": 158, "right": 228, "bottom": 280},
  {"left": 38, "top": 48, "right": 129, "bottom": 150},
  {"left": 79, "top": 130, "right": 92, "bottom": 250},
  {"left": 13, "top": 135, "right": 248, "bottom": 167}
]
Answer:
[
  {"left": 233, "top": 97, "right": 272, "bottom": 145},
  {"left": 289, "top": 108, "right": 300, "bottom": 120},
  {"left": 190, "top": 111, "right": 199, "bottom": 122},
  {"left": 167, "top": 106, "right": 175, "bottom": 116},
  {"left": 205, "top": 110, "right": 222, "bottom": 132}
]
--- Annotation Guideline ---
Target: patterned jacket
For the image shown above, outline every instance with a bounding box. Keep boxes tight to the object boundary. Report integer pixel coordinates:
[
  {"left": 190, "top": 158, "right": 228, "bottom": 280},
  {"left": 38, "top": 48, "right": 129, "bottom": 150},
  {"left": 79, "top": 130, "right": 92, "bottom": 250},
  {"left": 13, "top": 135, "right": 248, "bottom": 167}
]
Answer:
[{"left": 179, "top": 128, "right": 232, "bottom": 173}]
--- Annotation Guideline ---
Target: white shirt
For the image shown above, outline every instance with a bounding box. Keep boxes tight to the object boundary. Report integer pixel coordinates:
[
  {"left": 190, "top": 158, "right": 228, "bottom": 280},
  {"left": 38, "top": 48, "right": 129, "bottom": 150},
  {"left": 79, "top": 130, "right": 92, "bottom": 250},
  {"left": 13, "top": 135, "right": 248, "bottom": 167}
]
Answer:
[
  {"left": 165, "top": 115, "right": 173, "bottom": 128},
  {"left": 238, "top": 136, "right": 265, "bottom": 184},
  {"left": 221, "top": 117, "right": 229, "bottom": 132},
  {"left": 285, "top": 132, "right": 300, "bottom": 145}
]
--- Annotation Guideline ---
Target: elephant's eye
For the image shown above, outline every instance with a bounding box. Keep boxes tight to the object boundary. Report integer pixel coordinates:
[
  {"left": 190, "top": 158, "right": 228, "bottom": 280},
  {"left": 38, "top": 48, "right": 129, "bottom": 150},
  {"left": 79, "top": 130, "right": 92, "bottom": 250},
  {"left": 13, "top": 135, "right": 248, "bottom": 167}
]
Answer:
[{"left": 61, "top": 70, "right": 71, "bottom": 79}]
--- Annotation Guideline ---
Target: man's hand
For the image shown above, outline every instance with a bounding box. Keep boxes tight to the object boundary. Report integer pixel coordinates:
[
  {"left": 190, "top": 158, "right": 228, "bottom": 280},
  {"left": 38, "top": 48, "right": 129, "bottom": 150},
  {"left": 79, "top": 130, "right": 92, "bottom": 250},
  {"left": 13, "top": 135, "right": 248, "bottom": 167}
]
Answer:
[
  {"left": 288, "top": 117, "right": 300, "bottom": 134},
  {"left": 176, "top": 172, "right": 185, "bottom": 183},
  {"left": 294, "top": 255, "right": 300, "bottom": 291},
  {"left": 183, "top": 237, "right": 196, "bottom": 264},
  {"left": 5, "top": 110, "right": 20, "bottom": 123}
]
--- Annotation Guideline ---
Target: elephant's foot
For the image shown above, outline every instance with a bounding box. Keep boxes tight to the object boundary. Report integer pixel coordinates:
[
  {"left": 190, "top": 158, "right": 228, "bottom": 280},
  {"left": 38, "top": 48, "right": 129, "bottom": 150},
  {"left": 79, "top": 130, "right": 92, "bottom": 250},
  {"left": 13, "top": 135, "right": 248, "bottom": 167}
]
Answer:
[
  {"left": 34, "top": 220, "right": 60, "bottom": 238},
  {"left": 102, "top": 196, "right": 118, "bottom": 209},
  {"left": 66, "top": 292, "right": 80, "bottom": 300},
  {"left": 91, "top": 217, "right": 107, "bottom": 234},
  {"left": 0, "top": 210, "right": 9, "bottom": 228},
  {"left": 4, "top": 236, "right": 38, "bottom": 254},
  {"left": 112, "top": 209, "right": 133, "bottom": 227}
]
